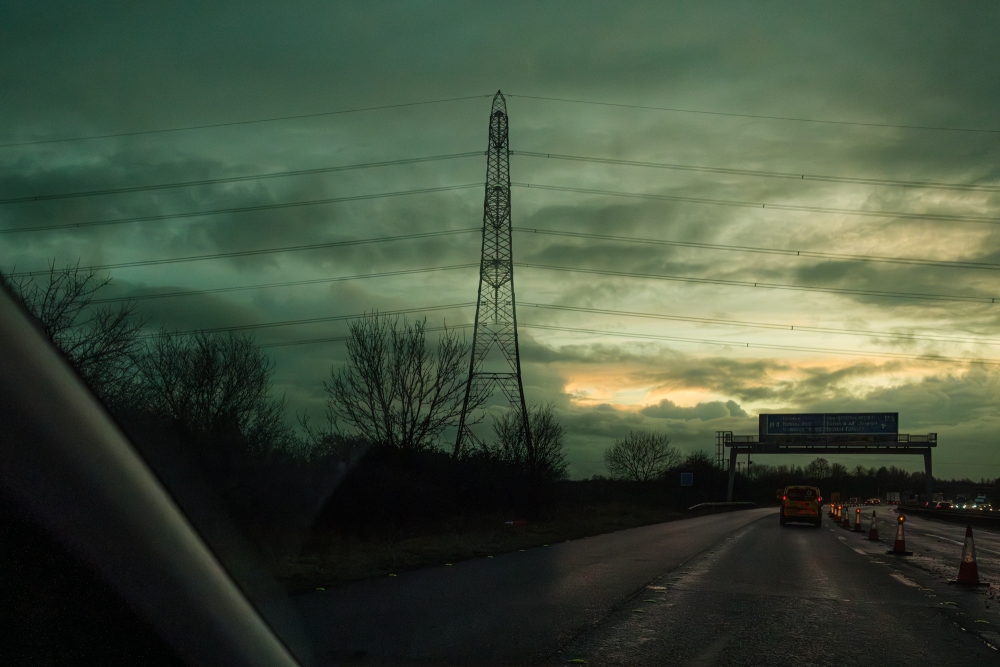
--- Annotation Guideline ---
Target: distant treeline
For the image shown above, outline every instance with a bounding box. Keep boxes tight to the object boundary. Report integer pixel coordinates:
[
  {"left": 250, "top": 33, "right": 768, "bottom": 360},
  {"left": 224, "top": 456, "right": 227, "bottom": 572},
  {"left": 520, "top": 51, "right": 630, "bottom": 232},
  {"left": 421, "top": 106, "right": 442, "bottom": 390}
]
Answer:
[
  {"left": 5, "top": 264, "right": 990, "bottom": 555},
  {"left": 731, "top": 458, "right": 998, "bottom": 504}
]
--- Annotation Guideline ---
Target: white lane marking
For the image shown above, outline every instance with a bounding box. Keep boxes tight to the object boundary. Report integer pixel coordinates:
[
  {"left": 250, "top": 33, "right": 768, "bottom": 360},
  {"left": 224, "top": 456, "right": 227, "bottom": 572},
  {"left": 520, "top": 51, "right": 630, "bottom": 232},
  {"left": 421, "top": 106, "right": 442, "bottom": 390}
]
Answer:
[
  {"left": 915, "top": 531, "right": 1000, "bottom": 556},
  {"left": 920, "top": 532, "right": 966, "bottom": 546},
  {"left": 890, "top": 573, "right": 920, "bottom": 587},
  {"left": 853, "top": 548, "right": 869, "bottom": 556}
]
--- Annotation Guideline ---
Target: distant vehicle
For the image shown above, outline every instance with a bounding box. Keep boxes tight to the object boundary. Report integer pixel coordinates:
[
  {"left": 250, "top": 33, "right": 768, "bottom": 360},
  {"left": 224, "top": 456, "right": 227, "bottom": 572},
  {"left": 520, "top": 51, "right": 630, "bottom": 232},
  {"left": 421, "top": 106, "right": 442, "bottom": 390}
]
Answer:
[
  {"left": 864, "top": 498, "right": 881, "bottom": 505},
  {"left": 886, "top": 492, "right": 901, "bottom": 504},
  {"left": 780, "top": 486, "right": 823, "bottom": 527},
  {"left": 974, "top": 495, "right": 988, "bottom": 506},
  {"left": 934, "top": 501, "right": 953, "bottom": 510},
  {"left": 848, "top": 497, "right": 860, "bottom": 505}
]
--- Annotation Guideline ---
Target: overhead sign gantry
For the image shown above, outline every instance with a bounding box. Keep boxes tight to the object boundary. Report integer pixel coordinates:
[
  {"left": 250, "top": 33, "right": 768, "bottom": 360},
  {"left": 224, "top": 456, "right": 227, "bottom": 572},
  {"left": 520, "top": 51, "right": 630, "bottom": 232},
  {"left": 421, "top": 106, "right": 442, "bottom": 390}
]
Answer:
[{"left": 719, "top": 413, "right": 936, "bottom": 502}]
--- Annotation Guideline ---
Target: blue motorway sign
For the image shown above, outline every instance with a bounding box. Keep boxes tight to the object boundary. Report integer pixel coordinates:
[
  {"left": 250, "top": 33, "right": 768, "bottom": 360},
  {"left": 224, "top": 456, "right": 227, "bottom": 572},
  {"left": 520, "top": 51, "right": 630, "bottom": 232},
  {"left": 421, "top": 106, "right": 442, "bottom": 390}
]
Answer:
[{"left": 759, "top": 413, "right": 898, "bottom": 438}]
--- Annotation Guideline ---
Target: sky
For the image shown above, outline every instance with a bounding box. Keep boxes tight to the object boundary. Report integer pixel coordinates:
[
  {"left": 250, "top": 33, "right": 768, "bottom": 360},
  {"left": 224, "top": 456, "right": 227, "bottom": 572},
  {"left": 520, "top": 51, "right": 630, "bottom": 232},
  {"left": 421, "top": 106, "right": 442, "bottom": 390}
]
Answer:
[{"left": 3, "top": 2, "right": 1000, "bottom": 479}]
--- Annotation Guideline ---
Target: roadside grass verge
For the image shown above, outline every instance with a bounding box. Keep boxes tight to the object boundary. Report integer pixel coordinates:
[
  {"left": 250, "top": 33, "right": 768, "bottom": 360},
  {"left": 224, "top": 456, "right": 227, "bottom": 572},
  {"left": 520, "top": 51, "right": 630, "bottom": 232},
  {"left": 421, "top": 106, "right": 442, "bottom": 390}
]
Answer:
[{"left": 278, "top": 501, "right": 686, "bottom": 592}]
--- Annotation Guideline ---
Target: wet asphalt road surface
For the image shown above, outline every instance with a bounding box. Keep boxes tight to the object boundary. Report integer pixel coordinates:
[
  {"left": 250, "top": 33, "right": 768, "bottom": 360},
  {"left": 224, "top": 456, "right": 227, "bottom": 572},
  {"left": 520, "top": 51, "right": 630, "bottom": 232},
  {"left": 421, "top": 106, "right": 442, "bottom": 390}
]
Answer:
[
  {"left": 295, "top": 507, "right": 1000, "bottom": 665},
  {"left": 552, "top": 508, "right": 999, "bottom": 666},
  {"left": 294, "top": 508, "right": 773, "bottom": 665}
]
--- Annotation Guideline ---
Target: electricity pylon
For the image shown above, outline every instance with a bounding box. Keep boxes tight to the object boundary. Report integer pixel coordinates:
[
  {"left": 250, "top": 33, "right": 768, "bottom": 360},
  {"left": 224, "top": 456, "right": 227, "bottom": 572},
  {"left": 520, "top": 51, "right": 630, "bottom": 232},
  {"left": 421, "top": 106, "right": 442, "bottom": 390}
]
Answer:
[{"left": 454, "top": 90, "right": 532, "bottom": 457}]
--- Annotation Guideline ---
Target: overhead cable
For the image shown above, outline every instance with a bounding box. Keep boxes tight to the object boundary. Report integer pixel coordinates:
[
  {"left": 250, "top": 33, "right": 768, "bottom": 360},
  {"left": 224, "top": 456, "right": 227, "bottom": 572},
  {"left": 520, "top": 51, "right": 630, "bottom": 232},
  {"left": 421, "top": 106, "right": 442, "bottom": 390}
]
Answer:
[
  {"left": 513, "top": 182, "right": 1000, "bottom": 226},
  {"left": 516, "top": 262, "right": 996, "bottom": 304},
  {"left": 0, "top": 153, "right": 483, "bottom": 205},
  {"left": 142, "top": 303, "right": 475, "bottom": 339},
  {"left": 514, "top": 227, "right": 1000, "bottom": 272},
  {"left": 0, "top": 184, "right": 481, "bottom": 235},
  {"left": 7, "top": 228, "right": 480, "bottom": 277},
  {"left": 512, "top": 150, "right": 1000, "bottom": 193},
  {"left": 255, "top": 318, "right": 1000, "bottom": 366},
  {"left": 506, "top": 93, "right": 1000, "bottom": 134},
  {"left": 1, "top": 94, "right": 493, "bottom": 148},
  {"left": 520, "top": 302, "right": 1000, "bottom": 347},
  {"left": 91, "top": 264, "right": 480, "bottom": 304},
  {"left": 518, "top": 323, "right": 1000, "bottom": 366},
  {"left": 259, "top": 323, "right": 472, "bottom": 348}
]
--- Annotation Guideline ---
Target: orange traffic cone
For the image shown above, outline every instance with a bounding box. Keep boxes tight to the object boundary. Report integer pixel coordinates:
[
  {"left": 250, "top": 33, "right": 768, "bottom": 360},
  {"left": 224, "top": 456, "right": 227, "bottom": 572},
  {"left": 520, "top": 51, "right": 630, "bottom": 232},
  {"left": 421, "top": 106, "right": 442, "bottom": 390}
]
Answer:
[
  {"left": 853, "top": 508, "right": 864, "bottom": 532},
  {"left": 866, "top": 511, "right": 880, "bottom": 541},
  {"left": 886, "top": 514, "right": 913, "bottom": 555},
  {"left": 842, "top": 507, "right": 851, "bottom": 528},
  {"left": 948, "top": 525, "right": 990, "bottom": 586}
]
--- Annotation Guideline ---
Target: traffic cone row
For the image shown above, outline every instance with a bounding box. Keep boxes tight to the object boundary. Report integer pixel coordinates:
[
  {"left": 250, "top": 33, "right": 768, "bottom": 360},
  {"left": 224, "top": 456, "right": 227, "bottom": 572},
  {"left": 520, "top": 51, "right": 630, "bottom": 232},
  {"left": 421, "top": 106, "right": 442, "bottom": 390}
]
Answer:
[{"left": 824, "top": 504, "right": 991, "bottom": 587}]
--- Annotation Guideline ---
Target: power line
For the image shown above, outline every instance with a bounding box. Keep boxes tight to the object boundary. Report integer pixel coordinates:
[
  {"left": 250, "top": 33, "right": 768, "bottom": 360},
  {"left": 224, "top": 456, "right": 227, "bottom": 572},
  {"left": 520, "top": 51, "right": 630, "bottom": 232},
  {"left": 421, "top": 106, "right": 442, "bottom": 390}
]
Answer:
[
  {"left": 520, "top": 302, "right": 1000, "bottom": 347},
  {"left": 13, "top": 237, "right": 990, "bottom": 303},
  {"left": 7, "top": 146, "right": 990, "bottom": 211},
  {"left": 252, "top": 316, "right": 1000, "bottom": 365},
  {"left": 143, "top": 303, "right": 475, "bottom": 339},
  {"left": 516, "top": 262, "right": 996, "bottom": 304},
  {"left": 513, "top": 227, "right": 1000, "bottom": 272},
  {"left": 7, "top": 228, "right": 480, "bottom": 277},
  {"left": 513, "top": 182, "right": 1000, "bottom": 226},
  {"left": 512, "top": 150, "right": 1000, "bottom": 193},
  {"left": 8, "top": 177, "right": 990, "bottom": 240},
  {"left": 259, "top": 323, "right": 472, "bottom": 349},
  {"left": 91, "top": 264, "right": 479, "bottom": 304},
  {"left": 0, "top": 152, "right": 483, "bottom": 205},
  {"left": 506, "top": 93, "right": 1000, "bottom": 134},
  {"left": 104, "top": 270, "right": 1000, "bottom": 344},
  {"left": 0, "top": 94, "right": 493, "bottom": 148},
  {"left": 517, "top": 323, "right": 1000, "bottom": 366},
  {"left": 0, "top": 183, "right": 481, "bottom": 236}
]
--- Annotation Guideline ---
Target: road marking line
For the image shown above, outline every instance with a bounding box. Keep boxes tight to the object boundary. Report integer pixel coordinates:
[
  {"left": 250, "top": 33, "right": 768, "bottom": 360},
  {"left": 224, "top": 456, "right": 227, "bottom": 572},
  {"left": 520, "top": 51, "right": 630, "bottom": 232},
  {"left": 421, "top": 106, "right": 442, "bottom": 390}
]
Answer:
[
  {"left": 920, "top": 533, "right": 966, "bottom": 546},
  {"left": 890, "top": 573, "right": 919, "bottom": 587}
]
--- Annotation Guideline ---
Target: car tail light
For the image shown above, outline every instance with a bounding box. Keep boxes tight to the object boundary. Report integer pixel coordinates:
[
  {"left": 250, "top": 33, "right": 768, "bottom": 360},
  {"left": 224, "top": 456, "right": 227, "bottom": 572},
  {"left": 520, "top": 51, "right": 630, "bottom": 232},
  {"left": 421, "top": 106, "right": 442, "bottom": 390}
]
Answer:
[
  {"left": 817, "top": 497, "right": 822, "bottom": 503},
  {"left": 782, "top": 495, "right": 787, "bottom": 501}
]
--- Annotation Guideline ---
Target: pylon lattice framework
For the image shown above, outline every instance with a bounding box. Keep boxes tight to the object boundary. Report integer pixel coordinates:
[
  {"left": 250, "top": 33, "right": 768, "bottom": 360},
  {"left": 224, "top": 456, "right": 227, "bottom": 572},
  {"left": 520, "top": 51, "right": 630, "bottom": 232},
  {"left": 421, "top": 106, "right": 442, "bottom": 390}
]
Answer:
[{"left": 454, "top": 91, "right": 532, "bottom": 457}]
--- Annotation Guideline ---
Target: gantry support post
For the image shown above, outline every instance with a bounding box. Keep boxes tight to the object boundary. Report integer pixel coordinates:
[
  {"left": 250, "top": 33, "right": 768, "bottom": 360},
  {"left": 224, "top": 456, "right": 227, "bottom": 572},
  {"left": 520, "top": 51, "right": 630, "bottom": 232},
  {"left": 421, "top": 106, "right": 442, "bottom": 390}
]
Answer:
[
  {"left": 924, "top": 450, "right": 933, "bottom": 500},
  {"left": 726, "top": 447, "right": 739, "bottom": 502}
]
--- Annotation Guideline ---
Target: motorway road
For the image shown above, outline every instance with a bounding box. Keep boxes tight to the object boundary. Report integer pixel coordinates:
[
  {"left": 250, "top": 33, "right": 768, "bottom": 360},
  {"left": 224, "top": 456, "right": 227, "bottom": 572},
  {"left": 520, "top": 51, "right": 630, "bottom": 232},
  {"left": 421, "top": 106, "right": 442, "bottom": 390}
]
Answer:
[
  {"left": 294, "top": 507, "right": 999, "bottom": 665},
  {"left": 294, "top": 508, "right": 772, "bottom": 664}
]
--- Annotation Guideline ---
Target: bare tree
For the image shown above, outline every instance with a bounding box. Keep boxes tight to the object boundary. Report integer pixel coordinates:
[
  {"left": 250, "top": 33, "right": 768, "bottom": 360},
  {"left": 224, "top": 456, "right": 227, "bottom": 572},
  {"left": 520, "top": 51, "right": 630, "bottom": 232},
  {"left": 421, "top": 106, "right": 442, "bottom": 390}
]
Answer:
[
  {"left": 805, "top": 457, "right": 832, "bottom": 479},
  {"left": 134, "top": 330, "right": 291, "bottom": 449},
  {"left": 6, "top": 262, "right": 143, "bottom": 408},
  {"left": 488, "top": 403, "right": 568, "bottom": 479},
  {"left": 321, "top": 313, "right": 475, "bottom": 451},
  {"left": 604, "top": 430, "right": 680, "bottom": 482}
]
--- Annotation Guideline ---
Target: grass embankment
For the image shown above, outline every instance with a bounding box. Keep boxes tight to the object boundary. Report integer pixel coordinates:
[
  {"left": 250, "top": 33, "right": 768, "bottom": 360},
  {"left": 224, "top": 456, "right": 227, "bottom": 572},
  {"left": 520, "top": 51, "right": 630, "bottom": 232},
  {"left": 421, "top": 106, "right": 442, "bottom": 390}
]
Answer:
[{"left": 279, "top": 501, "right": 685, "bottom": 592}]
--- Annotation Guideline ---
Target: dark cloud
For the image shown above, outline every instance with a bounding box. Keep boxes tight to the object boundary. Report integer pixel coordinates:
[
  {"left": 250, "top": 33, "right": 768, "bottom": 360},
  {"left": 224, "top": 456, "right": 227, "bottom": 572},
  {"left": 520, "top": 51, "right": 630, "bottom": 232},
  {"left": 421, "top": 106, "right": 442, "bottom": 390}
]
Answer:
[{"left": 3, "top": 2, "right": 1000, "bottom": 479}]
